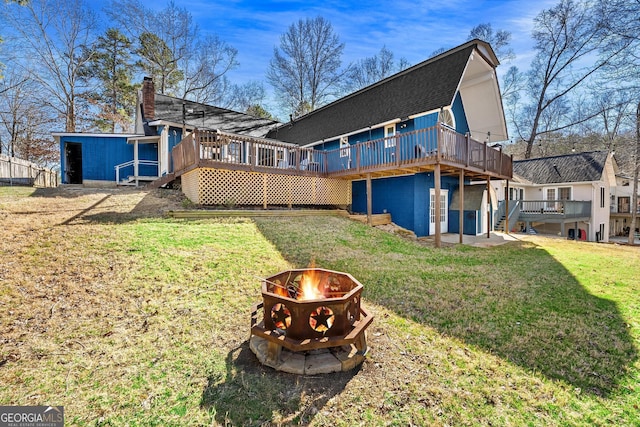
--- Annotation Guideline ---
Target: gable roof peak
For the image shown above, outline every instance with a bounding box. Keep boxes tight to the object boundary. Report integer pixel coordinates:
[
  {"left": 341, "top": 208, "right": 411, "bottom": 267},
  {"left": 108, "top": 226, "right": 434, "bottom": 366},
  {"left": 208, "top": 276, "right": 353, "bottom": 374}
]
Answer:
[{"left": 267, "top": 39, "right": 500, "bottom": 145}]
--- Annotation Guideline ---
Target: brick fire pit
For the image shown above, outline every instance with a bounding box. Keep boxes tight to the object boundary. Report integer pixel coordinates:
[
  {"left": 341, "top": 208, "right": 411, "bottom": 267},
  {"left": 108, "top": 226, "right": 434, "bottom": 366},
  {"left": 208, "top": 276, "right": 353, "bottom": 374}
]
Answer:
[{"left": 250, "top": 268, "right": 373, "bottom": 374}]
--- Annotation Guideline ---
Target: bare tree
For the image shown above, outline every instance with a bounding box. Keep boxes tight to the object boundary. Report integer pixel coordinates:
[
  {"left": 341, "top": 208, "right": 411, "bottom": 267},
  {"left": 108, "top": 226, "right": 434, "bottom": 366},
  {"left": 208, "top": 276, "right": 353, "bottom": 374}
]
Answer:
[
  {"left": 629, "top": 102, "right": 640, "bottom": 245},
  {"left": 107, "top": 0, "right": 238, "bottom": 102},
  {"left": 345, "top": 46, "right": 409, "bottom": 92},
  {"left": 468, "top": 23, "right": 515, "bottom": 63},
  {"left": 0, "top": 70, "right": 57, "bottom": 164},
  {"left": 180, "top": 34, "right": 238, "bottom": 104},
  {"left": 267, "top": 16, "right": 346, "bottom": 117},
  {"left": 517, "top": 0, "right": 632, "bottom": 158},
  {"left": 2, "top": 0, "right": 98, "bottom": 132}
]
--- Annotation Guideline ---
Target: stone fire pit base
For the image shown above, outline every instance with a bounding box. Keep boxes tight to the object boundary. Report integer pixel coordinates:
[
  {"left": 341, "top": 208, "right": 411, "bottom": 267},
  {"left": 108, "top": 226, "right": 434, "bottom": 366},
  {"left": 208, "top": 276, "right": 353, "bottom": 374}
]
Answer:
[{"left": 249, "top": 335, "right": 366, "bottom": 374}]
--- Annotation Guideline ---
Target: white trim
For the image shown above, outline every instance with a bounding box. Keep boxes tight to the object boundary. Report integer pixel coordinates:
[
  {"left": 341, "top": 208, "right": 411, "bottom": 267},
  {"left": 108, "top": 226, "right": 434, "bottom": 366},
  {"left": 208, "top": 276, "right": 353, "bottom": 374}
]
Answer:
[
  {"left": 384, "top": 124, "right": 396, "bottom": 148},
  {"left": 339, "top": 136, "right": 349, "bottom": 158},
  {"left": 302, "top": 118, "right": 401, "bottom": 148},
  {"left": 459, "top": 71, "right": 495, "bottom": 90},
  {"left": 408, "top": 107, "right": 446, "bottom": 120},
  {"left": 429, "top": 188, "right": 449, "bottom": 235},
  {"left": 127, "top": 135, "right": 161, "bottom": 144},
  {"left": 147, "top": 119, "right": 194, "bottom": 129},
  {"left": 439, "top": 107, "right": 456, "bottom": 130},
  {"left": 53, "top": 132, "right": 142, "bottom": 138}
]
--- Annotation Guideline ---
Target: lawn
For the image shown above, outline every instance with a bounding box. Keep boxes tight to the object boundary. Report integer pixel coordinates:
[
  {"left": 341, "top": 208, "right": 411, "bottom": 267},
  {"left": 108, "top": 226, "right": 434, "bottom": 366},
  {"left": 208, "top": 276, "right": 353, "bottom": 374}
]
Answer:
[{"left": 0, "top": 187, "right": 639, "bottom": 426}]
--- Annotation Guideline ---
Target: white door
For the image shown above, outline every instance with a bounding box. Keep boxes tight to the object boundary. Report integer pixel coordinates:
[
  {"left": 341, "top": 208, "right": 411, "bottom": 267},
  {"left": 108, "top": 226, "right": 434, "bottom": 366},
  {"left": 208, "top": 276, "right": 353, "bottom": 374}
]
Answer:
[{"left": 429, "top": 189, "right": 449, "bottom": 235}]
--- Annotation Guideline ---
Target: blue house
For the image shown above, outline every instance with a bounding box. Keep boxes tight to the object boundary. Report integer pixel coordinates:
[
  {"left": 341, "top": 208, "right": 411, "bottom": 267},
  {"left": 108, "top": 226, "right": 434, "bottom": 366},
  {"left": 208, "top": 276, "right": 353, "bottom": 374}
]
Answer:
[
  {"left": 53, "top": 77, "right": 279, "bottom": 186},
  {"left": 265, "top": 39, "right": 510, "bottom": 238},
  {"left": 54, "top": 39, "right": 511, "bottom": 244}
]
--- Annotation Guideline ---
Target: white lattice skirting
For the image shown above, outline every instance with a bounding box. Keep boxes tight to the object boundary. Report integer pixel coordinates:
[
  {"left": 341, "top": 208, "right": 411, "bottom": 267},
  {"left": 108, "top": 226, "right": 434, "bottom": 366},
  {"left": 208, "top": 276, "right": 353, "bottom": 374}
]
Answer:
[{"left": 181, "top": 168, "right": 351, "bottom": 207}]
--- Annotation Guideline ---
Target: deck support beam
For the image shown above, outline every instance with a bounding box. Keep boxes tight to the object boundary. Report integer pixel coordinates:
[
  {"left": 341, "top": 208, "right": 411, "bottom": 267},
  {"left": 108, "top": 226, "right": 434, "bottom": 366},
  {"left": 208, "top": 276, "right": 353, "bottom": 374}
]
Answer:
[
  {"left": 505, "top": 180, "right": 509, "bottom": 234},
  {"left": 435, "top": 163, "right": 441, "bottom": 248},
  {"left": 486, "top": 177, "right": 491, "bottom": 239},
  {"left": 366, "top": 173, "right": 372, "bottom": 226}
]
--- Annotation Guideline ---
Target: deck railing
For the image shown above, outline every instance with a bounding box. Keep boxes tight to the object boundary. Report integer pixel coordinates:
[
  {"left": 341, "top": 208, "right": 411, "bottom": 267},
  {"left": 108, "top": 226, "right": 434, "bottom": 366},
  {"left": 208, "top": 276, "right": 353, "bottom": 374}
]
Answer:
[
  {"left": 170, "top": 124, "right": 513, "bottom": 179},
  {"left": 517, "top": 200, "right": 592, "bottom": 220}
]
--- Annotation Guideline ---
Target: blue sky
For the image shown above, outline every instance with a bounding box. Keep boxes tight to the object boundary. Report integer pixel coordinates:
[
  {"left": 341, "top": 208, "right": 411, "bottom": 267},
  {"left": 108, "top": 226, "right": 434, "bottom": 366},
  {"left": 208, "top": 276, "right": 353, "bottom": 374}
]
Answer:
[{"left": 93, "top": 0, "right": 559, "bottom": 113}]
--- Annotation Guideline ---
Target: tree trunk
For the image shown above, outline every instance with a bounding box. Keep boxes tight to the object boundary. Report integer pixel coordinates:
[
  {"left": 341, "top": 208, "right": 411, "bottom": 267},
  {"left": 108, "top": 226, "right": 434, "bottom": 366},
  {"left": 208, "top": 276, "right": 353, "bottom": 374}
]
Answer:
[{"left": 628, "top": 101, "right": 640, "bottom": 245}]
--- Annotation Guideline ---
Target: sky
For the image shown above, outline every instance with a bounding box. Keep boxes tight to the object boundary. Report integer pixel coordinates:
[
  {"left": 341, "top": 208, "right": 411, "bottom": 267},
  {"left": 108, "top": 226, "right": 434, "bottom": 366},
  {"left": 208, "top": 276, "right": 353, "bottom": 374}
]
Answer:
[{"left": 91, "top": 0, "right": 559, "bottom": 121}]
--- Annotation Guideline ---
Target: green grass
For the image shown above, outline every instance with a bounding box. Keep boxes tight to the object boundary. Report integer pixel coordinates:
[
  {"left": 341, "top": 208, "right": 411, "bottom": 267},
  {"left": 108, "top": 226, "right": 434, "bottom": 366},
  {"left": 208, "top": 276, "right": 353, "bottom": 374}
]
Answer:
[{"left": 1, "top": 189, "right": 639, "bottom": 426}]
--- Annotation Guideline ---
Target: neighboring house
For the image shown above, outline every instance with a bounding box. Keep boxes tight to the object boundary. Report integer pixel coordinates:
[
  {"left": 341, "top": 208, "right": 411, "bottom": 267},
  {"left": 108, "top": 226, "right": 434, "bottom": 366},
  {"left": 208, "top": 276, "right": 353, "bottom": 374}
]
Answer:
[
  {"left": 53, "top": 39, "right": 512, "bottom": 243},
  {"left": 493, "top": 151, "right": 616, "bottom": 242},
  {"left": 610, "top": 173, "right": 640, "bottom": 237}
]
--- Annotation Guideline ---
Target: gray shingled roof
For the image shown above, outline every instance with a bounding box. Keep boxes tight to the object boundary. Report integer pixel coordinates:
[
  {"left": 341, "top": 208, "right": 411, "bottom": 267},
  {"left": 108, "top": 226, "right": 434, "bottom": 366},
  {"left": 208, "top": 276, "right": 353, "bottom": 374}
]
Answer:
[
  {"left": 153, "top": 94, "right": 279, "bottom": 137},
  {"left": 513, "top": 151, "right": 609, "bottom": 184},
  {"left": 266, "top": 43, "right": 478, "bottom": 146}
]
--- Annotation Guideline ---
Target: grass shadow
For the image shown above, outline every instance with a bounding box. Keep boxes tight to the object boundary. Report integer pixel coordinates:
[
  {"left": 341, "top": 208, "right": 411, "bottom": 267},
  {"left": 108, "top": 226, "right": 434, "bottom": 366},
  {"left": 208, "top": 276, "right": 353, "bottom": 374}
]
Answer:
[
  {"left": 201, "top": 341, "right": 359, "bottom": 426},
  {"left": 253, "top": 216, "right": 638, "bottom": 397},
  {"left": 17, "top": 186, "right": 186, "bottom": 224}
]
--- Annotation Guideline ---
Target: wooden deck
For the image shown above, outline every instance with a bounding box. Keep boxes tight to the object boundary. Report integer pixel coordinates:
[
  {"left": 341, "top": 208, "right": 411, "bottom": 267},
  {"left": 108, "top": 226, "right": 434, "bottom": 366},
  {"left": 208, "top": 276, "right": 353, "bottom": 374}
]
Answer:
[{"left": 169, "top": 124, "right": 513, "bottom": 182}]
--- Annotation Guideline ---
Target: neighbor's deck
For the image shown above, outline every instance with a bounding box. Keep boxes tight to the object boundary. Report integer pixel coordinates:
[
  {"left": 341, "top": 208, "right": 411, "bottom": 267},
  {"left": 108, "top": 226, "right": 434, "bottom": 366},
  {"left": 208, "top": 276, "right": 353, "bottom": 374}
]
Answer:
[{"left": 170, "top": 124, "right": 513, "bottom": 181}]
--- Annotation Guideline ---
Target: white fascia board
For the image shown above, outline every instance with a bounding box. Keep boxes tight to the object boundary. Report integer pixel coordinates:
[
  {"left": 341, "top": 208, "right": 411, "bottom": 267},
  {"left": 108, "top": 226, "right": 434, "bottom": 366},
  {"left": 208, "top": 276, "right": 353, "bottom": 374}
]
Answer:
[
  {"left": 52, "top": 132, "right": 142, "bottom": 138},
  {"left": 127, "top": 135, "right": 161, "bottom": 144},
  {"left": 147, "top": 119, "right": 195, "bottom": 130},
  {"left": 302, "top": 118, "right": 402, "bottom": 148},
  {"left": 408, "top": 107, "right": 447, "bottom": 120}
]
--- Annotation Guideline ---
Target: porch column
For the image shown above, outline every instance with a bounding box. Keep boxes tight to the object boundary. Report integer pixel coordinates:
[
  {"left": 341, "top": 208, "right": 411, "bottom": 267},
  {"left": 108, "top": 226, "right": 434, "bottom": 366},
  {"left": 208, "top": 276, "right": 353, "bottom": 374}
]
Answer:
[
  {"left": 435, "top": 163, "right": 441, "bottom": 248},
  {"left": 134, "top": 140, "right": 139, "bottom": 187},
  {"left": 486, "top": 177, "right": 490, "bottom": 238},
  {"left": 459, "top": 169, "right": 464, "bottom": 244},
  {"left": 366, "top": 173, "right": 372, "bottom": 226}
]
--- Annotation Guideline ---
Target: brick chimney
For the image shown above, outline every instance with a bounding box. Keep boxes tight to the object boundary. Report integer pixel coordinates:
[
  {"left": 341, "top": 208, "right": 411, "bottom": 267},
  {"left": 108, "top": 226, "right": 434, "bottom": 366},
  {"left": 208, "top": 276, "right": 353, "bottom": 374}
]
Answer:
[{"left": 142, "top": 77, "right": 155, "bottom": 120}]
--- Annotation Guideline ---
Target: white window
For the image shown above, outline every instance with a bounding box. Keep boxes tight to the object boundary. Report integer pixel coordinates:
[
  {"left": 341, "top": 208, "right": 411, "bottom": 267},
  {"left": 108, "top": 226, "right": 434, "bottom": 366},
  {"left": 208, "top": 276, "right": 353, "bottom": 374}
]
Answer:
[
  {"left": 558, "top": 187, "right": 571, "bottom": 200},
  {"left": 439, "top": 108, "right": 455, "bottom": 129},
  {"left": 384, "top": 125, "right": 396, "bottom": 148},
  {"left": 545, "top": 188, "right": 556, "bottom": 210},
  {"left": 509, "top": 187, "right": 524, "bottom": 200},
  {"left": 340, "top": 136, "right": 349, "bottom": 158}
]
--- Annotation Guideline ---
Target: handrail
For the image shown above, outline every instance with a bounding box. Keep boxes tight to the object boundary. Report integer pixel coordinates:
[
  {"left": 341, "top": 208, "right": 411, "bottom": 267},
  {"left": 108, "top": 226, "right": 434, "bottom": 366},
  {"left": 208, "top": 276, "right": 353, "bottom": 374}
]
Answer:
[
  {"left": 518, "top": 200, "right": 591, "bottom": 219},
  {"left": 170, "top": 123, "right": 513, "bottom": 179},
  {"left": 115, "top": 159, "right": 159, "bottom": 183}
]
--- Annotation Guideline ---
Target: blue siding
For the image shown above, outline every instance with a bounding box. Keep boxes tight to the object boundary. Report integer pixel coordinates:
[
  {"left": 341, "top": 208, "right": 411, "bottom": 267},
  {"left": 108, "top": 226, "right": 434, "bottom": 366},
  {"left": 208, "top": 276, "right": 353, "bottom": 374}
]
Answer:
[
  {"left": 59, "top": 135, "right": 158, "bottom": 183},
  {"left": 351, "top": 172, "right": 461, "bottom": 237},
  {"left": 449, "top": 210, "right": 480, "bottom": 235},
  {"left": 414, "top": 112, "right": 438, "bottom": 130},
  {"left": 451, "top": 92, "right": 469, "bottom": 135}
]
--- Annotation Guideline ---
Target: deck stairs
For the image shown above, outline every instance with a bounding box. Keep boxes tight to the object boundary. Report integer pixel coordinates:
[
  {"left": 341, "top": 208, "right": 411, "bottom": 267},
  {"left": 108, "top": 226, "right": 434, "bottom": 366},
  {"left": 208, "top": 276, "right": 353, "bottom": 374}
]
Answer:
[
  {"left": 495, "top": 200, "right": 521, "bottom": 232},
  {"left": 147, "top": 173, "right": 177, "bottom": 189}
]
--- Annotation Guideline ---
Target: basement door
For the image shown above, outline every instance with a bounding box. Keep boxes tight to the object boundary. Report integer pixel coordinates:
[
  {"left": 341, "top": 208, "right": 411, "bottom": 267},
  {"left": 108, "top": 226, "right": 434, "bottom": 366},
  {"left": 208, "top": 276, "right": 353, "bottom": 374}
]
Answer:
[{"left": 429, "top": 189, "right": 449, "bottom": 235}]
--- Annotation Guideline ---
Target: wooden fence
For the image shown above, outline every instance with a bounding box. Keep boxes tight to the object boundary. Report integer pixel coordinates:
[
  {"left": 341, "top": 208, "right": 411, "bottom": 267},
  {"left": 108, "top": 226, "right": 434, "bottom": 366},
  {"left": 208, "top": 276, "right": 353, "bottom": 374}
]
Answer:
[{"left": 0, "top": 154, "right": 58, "bottom": 187}]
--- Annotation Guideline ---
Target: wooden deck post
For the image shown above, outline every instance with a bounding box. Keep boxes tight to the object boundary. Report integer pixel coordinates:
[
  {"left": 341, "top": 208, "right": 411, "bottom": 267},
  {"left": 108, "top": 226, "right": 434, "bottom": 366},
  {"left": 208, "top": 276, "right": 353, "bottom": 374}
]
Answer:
[
  {"left": 459, "top": 169, "right": 464, "bottom": 244},
  {"left": 366, "top": 173, "right": 372, "bottom": 226},
  {"left": 435, "top": 163, "right": 441, "bottom": 248},
  {"left": 505, "top": 180, "right": 510, "bottom": 234},
  {"left": 486, "top": 178, "right": 491, "bottom": 238},
  {"left": 263, "top": 175, "right": 268, "bottom": 210}
]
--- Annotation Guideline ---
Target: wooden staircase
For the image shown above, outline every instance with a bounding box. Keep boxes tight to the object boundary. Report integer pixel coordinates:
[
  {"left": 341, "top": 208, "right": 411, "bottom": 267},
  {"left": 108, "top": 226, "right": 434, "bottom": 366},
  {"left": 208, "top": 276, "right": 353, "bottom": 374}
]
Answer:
[{"left": 147, "top": 173, "right": 177, "bottom": 189}]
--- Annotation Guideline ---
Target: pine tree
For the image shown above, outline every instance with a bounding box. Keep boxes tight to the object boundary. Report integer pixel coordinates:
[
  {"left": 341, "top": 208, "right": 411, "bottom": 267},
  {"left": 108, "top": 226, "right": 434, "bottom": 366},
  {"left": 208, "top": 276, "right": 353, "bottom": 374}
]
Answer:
[{"left": 86, "top": 28, "right": 137, "bottom": 132}]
